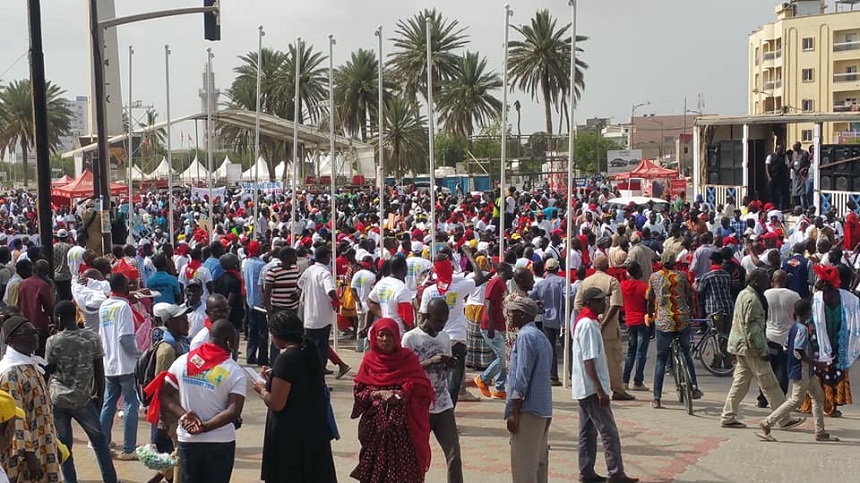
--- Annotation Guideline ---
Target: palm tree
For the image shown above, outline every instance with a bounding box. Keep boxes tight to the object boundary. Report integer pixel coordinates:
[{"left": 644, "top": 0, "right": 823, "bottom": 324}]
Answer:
[
  {"left": 0, "top": 79, "right": 72, "bottom": 186},
  {"left": 437, "top": 51, "right": 502, "bottom": 151},
  {"left": 388, "top": 8, "right": 468, "bottom": 107},
  {"left": 507, "top": 9, "right": 588, "bottom": 135},
  {"left": 334, "top": 49, "right": 393, "bottom": 142},
  {"left": 378, "top": 97, "right": 428, "bottom": 180}
]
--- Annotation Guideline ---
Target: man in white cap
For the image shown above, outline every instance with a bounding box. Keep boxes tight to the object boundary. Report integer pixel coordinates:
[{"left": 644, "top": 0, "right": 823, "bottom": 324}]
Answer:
[{"left": 53, "top": 229, "right": 73, "bottom": 301}]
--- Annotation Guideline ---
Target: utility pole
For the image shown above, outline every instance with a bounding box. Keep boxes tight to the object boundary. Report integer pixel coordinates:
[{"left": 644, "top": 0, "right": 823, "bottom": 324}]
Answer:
[{"left": 27, "top": 0, "right": 55, "bottom": 273}]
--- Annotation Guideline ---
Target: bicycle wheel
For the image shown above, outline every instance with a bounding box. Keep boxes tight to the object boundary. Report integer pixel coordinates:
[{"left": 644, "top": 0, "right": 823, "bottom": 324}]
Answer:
[
  {"left": 700, "top": 332, "right": 734, "bottom": 377},
  {"left": 677, "top": 351, "right": 694, "bottom": 415},
  {"left": 671, "top": 344, "right": 683, "bottom": 403}
]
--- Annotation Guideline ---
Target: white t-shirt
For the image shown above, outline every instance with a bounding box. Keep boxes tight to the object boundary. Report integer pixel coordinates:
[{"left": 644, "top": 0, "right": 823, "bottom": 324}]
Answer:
[
  {"left": 98, "top": 297, "right": 136, "bottom": 376},
  {"left": 764, "top": 288, "right": 801, "bottom": 346},
  {"left": 368, "top": 277, "right": 412, "bottom": 336},
  {"left": 401, "top": 327, "right": 452, "bottom": 414},
  {"left": 190, "top": 327, "right": 209, "bottom": 350},
  {"left": 350, "top": 269, "right": 376, "bottom": 314},
  {"left": 571, "top": 316, "right": 610, "bottom": 400},
  {"left": 187, "top": 303, "right": 207, "bottom": 341},
  {"left": 179, "top": 264, "right": 213, "bottom": 300},
  {"left": 405, "top": 257, "right": 433, "bottom": 298},
  {"left": 465, "top": 272, "right": 487, "bottom": 307},
  {"left": 166, "top": 354, "right": 246, "bottom": 443},
  {"left": 66, "top": 245, "right": 86, "bottom": 279},
  {"left": 298, "top": 264, "right": 336, "bottom": 329},
  {"left": 419, "top": 276, "right": 475, "bottom": 343}
]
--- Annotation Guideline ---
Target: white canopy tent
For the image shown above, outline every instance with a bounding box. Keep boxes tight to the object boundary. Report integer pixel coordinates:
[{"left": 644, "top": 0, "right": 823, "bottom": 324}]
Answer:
[
  {"left": 129, "top": 164, "right": 146, "bottom": 181},
  {"left": 179, "top": 157, "right": 206, "bottom": 183},
  {"left": 242, "top": 156, "right": 269, "bottom": 180},
  {"left": 213, "top": 155, "right": 232, "bottom": 179},
  {"left": 148, "top": 157, "right": 173, "bottom": 178}
]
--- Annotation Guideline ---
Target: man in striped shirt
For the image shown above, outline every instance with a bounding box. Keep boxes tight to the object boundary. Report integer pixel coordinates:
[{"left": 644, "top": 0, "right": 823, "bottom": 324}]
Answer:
[{"left": 263, "top": 247, "right": 300, "bottom": 314}]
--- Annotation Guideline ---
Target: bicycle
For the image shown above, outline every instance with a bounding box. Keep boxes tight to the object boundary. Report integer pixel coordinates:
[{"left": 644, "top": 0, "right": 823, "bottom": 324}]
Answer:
[
  {"left": 669, "top": 334, "right": 695, "bottom": 415},
  {"left": 689, "top": 314, "right": 734, "bottom": 377}
]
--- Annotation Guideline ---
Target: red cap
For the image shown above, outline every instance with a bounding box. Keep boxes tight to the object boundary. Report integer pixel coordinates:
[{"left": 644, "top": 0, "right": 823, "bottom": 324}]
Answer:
[{"left": 246, "top": 241, "right": 261, "bottom": 257}]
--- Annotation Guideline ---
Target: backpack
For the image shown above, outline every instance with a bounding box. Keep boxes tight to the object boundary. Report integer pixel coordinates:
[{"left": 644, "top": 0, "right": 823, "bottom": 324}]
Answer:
[{"left": 135, "top": 340, "right": 168, "bottom": 407}]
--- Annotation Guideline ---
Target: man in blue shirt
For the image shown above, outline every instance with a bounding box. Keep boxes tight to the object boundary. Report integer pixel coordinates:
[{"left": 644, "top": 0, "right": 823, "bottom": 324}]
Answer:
[
  {"left": 242, "top": 241, "right": 267, "bottom": 366},
  {"left": 203, "top": 240, "right": 225, "bottom": 281},
  {"left": 504, "top": 296, "right": 552, "bottom": 483},
  {"left": 530, "top": 257, "right": 566, "bottom": 386},
  {"left": 572, "top": 287, "right": 638, "bottom": 483},
  {"left": 145, "top": 253, "right": 181, "bottom": 305}
]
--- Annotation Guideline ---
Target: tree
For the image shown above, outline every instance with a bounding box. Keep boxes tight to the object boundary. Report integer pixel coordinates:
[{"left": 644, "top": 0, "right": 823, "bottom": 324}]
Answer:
[
  {"left": 388, "top": 8, "right": 468, "bottom": 107},
  {"left": 377, "top": 97, "right": 428, "bottom": 180},
  {"left": 437, "top": 51, "right": 502, "bottom": 151},
  {"left": 334, "top": 49, "right": 393, "bottom": 142},
  {"left": 0, "top": 79, "right": 72, "bottom": 186},
  {"left": 508, "top": 9, "right": 588, "bottom": 136},
  {"left": 434, "top": 132, "right": 466, "bottom": 168},
  {"left": 573, "top": 130, "right": 624, "bottom": 174}
]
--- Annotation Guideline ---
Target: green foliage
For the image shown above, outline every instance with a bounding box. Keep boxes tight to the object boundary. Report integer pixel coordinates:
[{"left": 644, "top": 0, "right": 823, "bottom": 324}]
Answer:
[
  {"left": 573, "top": 130, "right": 624, "bottom": 174},
  {"left": 434, "top": 132, "right": 466, "bottom": 167}
]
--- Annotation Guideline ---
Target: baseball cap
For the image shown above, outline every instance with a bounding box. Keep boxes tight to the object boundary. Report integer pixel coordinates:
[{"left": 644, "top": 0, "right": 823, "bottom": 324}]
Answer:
[
  {"left": 580, "top": 287, "right": 607, "bottom": 302},
  {"left": 0, "top": 390, "right": 24, "bottom": 423},
  {"left": 56, "top": 229, "right": 68, "bottom": 238},
  {"left": 1, "top": 316, "right": 29, "bottom": 341},
  {"left": 545, "top": 258, "right": 560, "bottom": 270},
  {"left": 153, "top": 303, "right": 192, "bottom": 321},
  {"left": 185, "top": 279, "right": 204, "bottom": 289}
]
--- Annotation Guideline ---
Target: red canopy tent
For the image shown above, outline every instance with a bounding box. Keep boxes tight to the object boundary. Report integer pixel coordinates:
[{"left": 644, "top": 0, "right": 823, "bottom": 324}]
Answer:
[
  {"left": 51, "top": 174, "right": 73, "bottom": 187},
  {"left": 52, "top": 170, "right": 128, "bottom": 201},
  {"left": 613, "top": 159, "right": 678, "bottom": 180}
]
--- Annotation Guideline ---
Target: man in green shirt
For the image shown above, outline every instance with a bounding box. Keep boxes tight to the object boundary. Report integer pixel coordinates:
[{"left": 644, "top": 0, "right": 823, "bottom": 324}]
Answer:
[{"left": 720, "top": 269, "right": 802, "bottom": 429}]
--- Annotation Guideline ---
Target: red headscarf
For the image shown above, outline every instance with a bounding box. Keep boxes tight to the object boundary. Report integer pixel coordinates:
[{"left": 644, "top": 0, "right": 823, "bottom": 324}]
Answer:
[
  {"left": 814, "top": 264, "right": 841, "bottom": 290},
  {"left": 353, "top": 318, "right": 434, "bottom": 473}
]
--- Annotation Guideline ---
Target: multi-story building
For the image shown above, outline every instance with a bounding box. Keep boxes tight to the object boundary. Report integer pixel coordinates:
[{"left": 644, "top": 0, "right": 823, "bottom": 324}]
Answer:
[
  {"left": 58, "top": 96, "right": 89, "bottom": 152},
  {"left": 749, "top": 0, "right": 860, "bottom": 144},
  {"left": 629, "top": 114, "right": 693, "bottom": 164}
]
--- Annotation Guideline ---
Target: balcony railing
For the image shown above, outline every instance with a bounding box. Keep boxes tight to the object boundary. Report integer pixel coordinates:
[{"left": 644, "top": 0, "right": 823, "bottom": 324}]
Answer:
[
  {"left": 834, "top": 41, "right": 860, "bottom": 52},
  {"left": 834, "top": 104, "right": 859, "bottom": 112},
  {"left": 762, "top": 79, "right": 783, "bottom": 90},
  {"left": 762, "top": 49, "right": 783, "bottom": 61},
  {"left": 834, "top": 72, "right": 859, "bottom": 83}
]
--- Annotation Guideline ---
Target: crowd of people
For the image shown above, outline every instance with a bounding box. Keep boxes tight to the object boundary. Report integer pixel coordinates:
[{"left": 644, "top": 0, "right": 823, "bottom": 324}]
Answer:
[{"left": 0, "top": 175, "right": 857, "bottom": 482}]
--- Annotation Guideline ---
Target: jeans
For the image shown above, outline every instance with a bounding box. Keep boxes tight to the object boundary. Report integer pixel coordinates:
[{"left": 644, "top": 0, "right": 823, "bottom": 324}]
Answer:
[
  {"left": 804, "top": 178, "right": 814, "bottom": 210},
  {"left": 429, "top": 409, "right": 464, "bottom": 483},
  {"left": 757, "top": 341, "right": 789, "bottom": 406},
  {"left": 99, "top": 374, "right": 139, "bottom": 454},
  {"left": 623, "top": 324, "right": 650, "bottom": 386},
  {"left": 178, "top": 441, "right": 236, "bottom": 483},
  {"left": 246, "top": 309, "right": 269, "bottom": 366},
  {"left": 479, "top": 329, "right": 507, "bottom": 392},
  {"left": 652, "top": 328, "right": 698, "bottom": 401},
  {"left": 305, "top": 326, "right": 332, "bottom": 369},
  {"left": 577, "top": 394, "right": 625, "bottom": 479},
  {"left": 543, "top": 327, "right": 560, "bottom": 382},
  {"left": 449, "top": 342, "right": 467, "bottom": 407},
  {"left": 54, "top": 402, "right": 118, "bottom": 483}
]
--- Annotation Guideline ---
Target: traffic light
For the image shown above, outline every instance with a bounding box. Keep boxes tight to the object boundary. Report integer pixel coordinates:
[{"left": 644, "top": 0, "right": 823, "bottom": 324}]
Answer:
[{"left": 204, "top": 0, "right": 220, "bottom": 41}]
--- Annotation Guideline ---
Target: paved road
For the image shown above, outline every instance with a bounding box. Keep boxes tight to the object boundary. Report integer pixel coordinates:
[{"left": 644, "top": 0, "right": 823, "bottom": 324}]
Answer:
[{"left": 70, "top": 338, "right": 860, "bottom": 482}]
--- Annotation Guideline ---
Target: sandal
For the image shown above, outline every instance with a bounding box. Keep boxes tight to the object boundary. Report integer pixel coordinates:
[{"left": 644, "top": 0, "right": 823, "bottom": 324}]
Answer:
[
  {"left": 756, "top": 422, "right": 777, "bottom": 442},
  {"left": 827, "top": 409, "right": 843, "bottom": 418},
  {"left": 650, "top": 399, "right": 663, "bottom": 409}
]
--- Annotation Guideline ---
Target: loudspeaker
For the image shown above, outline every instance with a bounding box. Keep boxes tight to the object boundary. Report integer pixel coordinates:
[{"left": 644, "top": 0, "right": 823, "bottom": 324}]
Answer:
[
  {"left": 708, "top": 171, "right": 721, "bottom": 184},
  {"left": 821, "top": 175, "right": 833, "bottom": 191},
  {"left": 733, "top": 141, "right": 745, "bottom": 168},
  {"left": 707, "top": 144, "right": 720, "bottom": 168},
  {"left": 720, "top": 141, "right": 736, "bottom": 168},
  {"left": 835, "top": 176, "right": 851, "bottom": 191}
]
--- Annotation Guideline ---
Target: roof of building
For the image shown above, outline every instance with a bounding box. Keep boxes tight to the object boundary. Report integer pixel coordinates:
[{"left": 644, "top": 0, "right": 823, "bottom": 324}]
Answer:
[{"left": 693, "top": 112, "right": 860, "bottom": 127}]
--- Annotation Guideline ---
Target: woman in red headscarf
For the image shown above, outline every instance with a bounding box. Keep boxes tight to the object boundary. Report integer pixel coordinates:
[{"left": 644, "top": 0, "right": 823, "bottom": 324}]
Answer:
[{"left": 351, "top": 318, "right": 433, "bottom": 483}]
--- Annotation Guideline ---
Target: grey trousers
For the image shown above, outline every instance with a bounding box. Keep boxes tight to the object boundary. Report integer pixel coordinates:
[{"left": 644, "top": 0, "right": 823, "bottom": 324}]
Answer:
[
  {"left": 510, "top": 412, "right": 551, "bottom": 483},
  {"left": 429, "top": 409, "right": 463, "bottom": 483},
  {"left": 578, "top": 394, "right": 625, "bottom": 479},
  {"left": 764, "top": 373, "right": 826, "bottom": 435},
  {"left": 721, "top": 354, "right": 788, "bottom": 425}
]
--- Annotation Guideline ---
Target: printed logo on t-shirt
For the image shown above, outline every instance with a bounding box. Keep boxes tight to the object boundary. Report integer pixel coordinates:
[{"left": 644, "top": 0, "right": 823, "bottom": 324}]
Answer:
[
  {"left": 376, "top": 286, "right": 393, "bottom": 302},
  {"left": 183, "top": 365, "right": 229, "bottom": 390},
  {"left": 100, "top": 306, "right": 119, "bottom": 327}
]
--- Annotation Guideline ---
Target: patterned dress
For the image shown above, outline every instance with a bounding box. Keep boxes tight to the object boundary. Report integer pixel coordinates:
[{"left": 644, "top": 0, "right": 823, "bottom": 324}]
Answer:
[
  {"left": 350, "top": 383, "right": 423, "bottom": 483},
  {"left": 0, "top": 365, "right": 62, "bottom": 482},
  {"left": 801, "top": 303, "right": 852, "bottom": 415}
]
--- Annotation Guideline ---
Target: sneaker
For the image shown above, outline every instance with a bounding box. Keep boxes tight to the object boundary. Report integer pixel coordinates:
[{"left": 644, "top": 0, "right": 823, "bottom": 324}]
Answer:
[
  {"left": 113, "top": 451, "right": 137, "bottom": 461},
  {"left": 550, "top": 379, "right": 563, "bottom": 387},
  {"left": 612, "top": 392, "right": 635, "bottom": 401},
  {"left": 631, "top": 384, "right": 650, "bottom": 392},
  {"left": 491, "top": 390, "right": 507, "bottom": 400},
  {"left": 323, "top": 368, "right": 334, "bottom": 375},
  {"left": 335, "top": 363, "right": 351, "bottom": 380},
  {"left": 691, "top": 388, "right": 703, "bottom": 399},
  {"left": 473, "top": 376, "right": 492, "bottom": 398},
  {"left": 459, "top": 389, "right": 482, "bottom": 402},
  {"left": 778, "top": 417, "right": 805, "bottom": 430}
]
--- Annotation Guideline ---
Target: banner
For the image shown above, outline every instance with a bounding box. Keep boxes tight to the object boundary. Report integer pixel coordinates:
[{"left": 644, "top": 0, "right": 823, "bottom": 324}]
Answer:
[
  {"left": 242, "top": 181, "right": 284, "bottom": 193},
  {"left": 606, "top": 149, "right": 643, "bottom": 175},
  {"left": 191, "top": 186, "right": 227, "bottom": 202}
]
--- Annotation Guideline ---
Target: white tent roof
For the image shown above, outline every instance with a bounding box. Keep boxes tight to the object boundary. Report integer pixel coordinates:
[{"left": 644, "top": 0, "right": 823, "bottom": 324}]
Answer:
[
  {"left": 242, "top": 156, "right": 269, "bottom": 180},
  {"left": 130, "top": 164, "right": 146, "bottom": 180},
  {"left": 180, "top": 157, "right": 207, "bottom": 182},
  {"left": 148, "top": 157, "right": 172, "bottom": 178},
  {"left": 213, "top": 155, "right": 231, "bottom": 179}
]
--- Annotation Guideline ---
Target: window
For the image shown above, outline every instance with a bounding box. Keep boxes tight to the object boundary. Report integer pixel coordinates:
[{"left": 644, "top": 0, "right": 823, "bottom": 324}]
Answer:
[
  {"left": 802, "top": 99, "right": 814, "bottom": 112},
  {"left": 754, "top": 47, "right": 760, "bottom": 65},
  {"left": 802, "top": 129, "right": 813, "bottom": 142},
  {"left": 802, "top": 68, "right": 814, "bottom": 82},
  {"left": 802, "top": 37, "right": 814, "bottom": 51}
]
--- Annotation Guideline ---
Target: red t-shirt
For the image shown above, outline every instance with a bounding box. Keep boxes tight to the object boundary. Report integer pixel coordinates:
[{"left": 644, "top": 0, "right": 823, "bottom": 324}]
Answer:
[
  {"left": 481, "top": 276, "right": 508, "bottom": 332},
  {"left": 620, "top": 279, "right": 648, "bottom": 327}
]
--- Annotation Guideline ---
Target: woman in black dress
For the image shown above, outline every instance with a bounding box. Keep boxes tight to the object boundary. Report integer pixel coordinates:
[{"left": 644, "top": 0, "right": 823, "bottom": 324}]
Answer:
[{"left": 253, "top": 310, "right": 337, "bottom": 482}]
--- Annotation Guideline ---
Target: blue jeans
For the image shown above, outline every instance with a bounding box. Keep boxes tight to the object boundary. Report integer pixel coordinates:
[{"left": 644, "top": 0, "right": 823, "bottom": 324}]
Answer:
[
  {"left": 653, "top": 328, "right": 698, "bottom": 401},
  {"left": 179, "top": 441, "right": 236, "bottom": 483},
  {"left": 99, "top": 374, "right": 139, "bottom": 454},
  {"left": 479, "top": 329, "right": 507, "bottom": 392},
  {"left": 305, "top": 325, "right": 332, "bottom": 370},
  {"left": 623, "top": 325, "right": 650, "bottom": 386},
  {"left": 245, "top": 309, "right": 269, "bottom": 365},
  {"left": 54, "top": 402, "right": 118, "bottom": 483}
]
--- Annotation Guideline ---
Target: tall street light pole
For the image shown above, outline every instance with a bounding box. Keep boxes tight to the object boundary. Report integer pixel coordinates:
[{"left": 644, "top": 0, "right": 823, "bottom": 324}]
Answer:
[
  {"left": 89, "top": 0, "right": 112, "bottom": 254},
  {"left": 164, "top": 44, "right": 175, "bottom": 240},
  {"left": 290, "top": 37, "right": 301, "bottom": 242},
  {"left": 375, "top": 26, "right": 385, "bottom": 247},
  {"left": 499, "top": 4, "right": 512, "bottom": 260},
  {"left": 427, "top": 17, "right": 437, "bottom": 259},
  {"left": 328, "top": 33, "right": 338, "bottom": 352},
  {"left": 563, "top": 0, "right": 577, "bottom": 389},
  {"left": 27, "top": 0, "right": 54, "bottom": 271},
  {"left": 253, "top": 25, "right": 265, "bottom": 240},
  {"left": 127, "top": 45, "right": 134, "bottom": 234},
  {"left": 206, "top": 48, "right": 214, "bottom": 240},
  {"left": 629, "top": 100, "right": 650, "bottom": 149}
]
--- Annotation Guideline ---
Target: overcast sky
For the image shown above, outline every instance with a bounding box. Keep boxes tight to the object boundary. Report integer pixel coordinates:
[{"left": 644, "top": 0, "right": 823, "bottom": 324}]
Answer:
[{"left": 2, "top": 0, "right": 784, "bottom": 144}]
